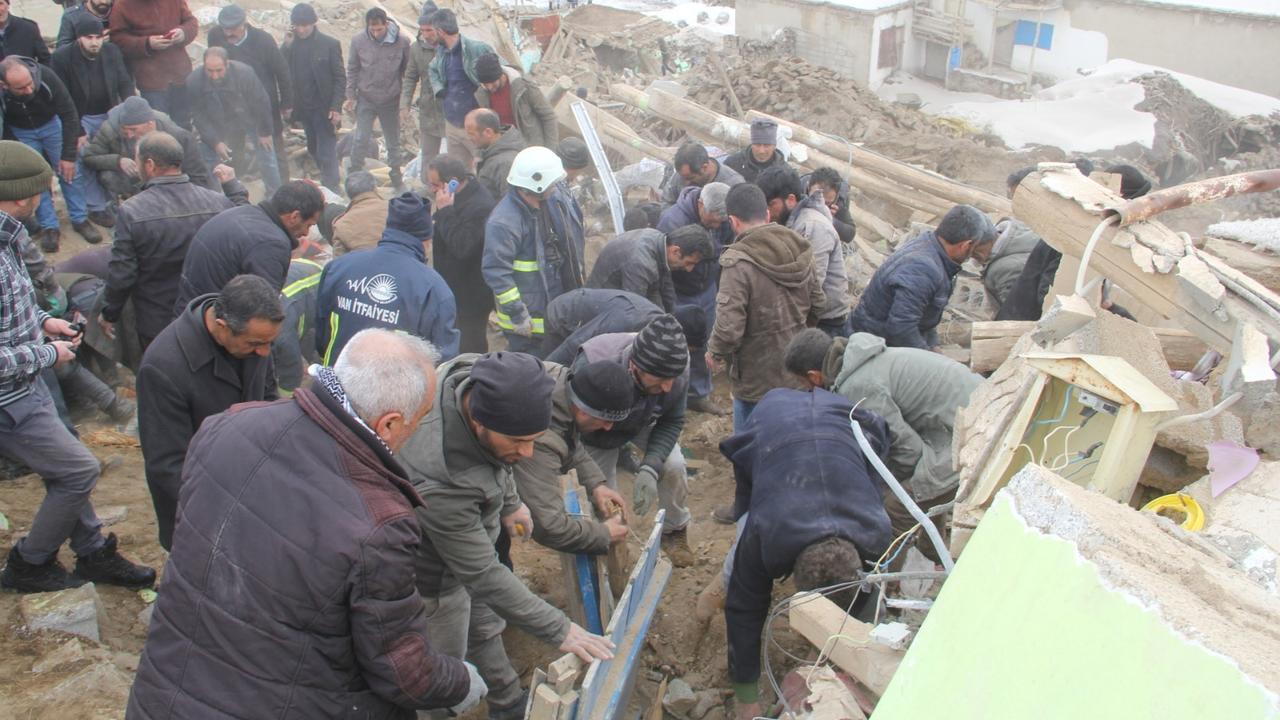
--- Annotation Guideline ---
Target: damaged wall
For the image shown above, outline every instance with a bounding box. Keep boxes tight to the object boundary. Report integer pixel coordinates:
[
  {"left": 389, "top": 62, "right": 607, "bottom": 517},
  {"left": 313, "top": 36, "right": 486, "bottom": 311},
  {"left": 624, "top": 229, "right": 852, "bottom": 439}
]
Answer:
[{"left": 874, "top": 466, "right": 1280, "bottom": 720}]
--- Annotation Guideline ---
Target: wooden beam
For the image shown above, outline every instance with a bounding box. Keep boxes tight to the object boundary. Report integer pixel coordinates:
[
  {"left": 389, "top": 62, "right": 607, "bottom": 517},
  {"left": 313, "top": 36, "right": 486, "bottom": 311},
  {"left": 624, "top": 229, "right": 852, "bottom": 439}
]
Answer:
[
  {"left": 745, "top": 110, "right": 1011, "bottom": 216},
  {"left": 788, "top": 593, "right": 904, "bottom": 697},
  {"left": 969, "top": 321, "right": 1209, "bottom": 373},
  {"left": 530, "top": 684, "right": 563, "bottom": 720}
]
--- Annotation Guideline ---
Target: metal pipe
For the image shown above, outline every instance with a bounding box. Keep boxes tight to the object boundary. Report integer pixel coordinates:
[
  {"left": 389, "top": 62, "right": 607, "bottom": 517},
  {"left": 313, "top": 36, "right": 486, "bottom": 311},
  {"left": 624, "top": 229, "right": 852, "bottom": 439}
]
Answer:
[{"left": 1112, "top": 169, "right": 1280, "bottom": 227}]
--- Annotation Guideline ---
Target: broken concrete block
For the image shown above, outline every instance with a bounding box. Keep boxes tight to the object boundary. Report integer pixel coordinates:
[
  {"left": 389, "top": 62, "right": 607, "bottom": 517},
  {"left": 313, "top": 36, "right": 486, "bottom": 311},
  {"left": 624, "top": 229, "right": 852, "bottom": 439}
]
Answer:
[
  {"left": 1185, "top": 460, "right": 1280, "bottom": 595},
  {"left": 97, "top": 505, "right": 128, "bottom": 527},
  {"left": 870, "top": 622, "right": 911, "bottom": 651},
  {"left": 874, "top": 465, "right": 1280, "bottom": 720},
  {"left": 663, "top": 678, "right": 697, "bottom": 718},
  {"left": 31, "top": 637, "right": 87, "bottom": 673},
  {"left": 689, "top": 690, "right": 721, "bottom": 719},
  {"left": 19, "top": 583, "right": 102, "bottom": 642},
  {"left": 1222, "top": 320, "right": 1276, "bottom": 411},
  {"left": 137, "top": 603, "right": 155, "bottom": 629}
]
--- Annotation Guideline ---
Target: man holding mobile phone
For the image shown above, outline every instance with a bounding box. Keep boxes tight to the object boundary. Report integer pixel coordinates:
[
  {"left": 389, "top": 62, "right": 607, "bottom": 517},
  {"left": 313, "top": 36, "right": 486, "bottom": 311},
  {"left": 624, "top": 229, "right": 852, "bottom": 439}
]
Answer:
[
  {"left": 427, "top": 153, "right": 494, "bottom": 353},
  {"left": 0, "top": 141, "right": 156, "bottom": 594},
  {"left": 108, "top": 0, "right": 198, "bottom": 128}
]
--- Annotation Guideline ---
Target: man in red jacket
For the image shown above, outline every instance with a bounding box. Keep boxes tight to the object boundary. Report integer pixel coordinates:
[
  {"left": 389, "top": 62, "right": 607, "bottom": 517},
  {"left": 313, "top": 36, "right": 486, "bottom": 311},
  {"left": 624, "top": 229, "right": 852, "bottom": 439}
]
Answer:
[{"left": 108, "top": 0, "right": 198, "bottom": 128}]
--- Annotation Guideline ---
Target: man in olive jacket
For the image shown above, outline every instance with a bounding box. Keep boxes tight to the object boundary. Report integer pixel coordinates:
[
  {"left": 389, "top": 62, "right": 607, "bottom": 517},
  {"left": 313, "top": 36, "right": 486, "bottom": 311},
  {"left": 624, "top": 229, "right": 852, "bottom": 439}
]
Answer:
[
  {"left": 400, "top": 9, "right": 446, "bottom": 172},
  {"left": 127, "top": 329, "right": 486, "bottom": 719},
  {"left": 398, "top": 351, "right": 614, "bottom": 719},
  {"left": 707, "top": 183, "right": 823, "bottom": 431}
]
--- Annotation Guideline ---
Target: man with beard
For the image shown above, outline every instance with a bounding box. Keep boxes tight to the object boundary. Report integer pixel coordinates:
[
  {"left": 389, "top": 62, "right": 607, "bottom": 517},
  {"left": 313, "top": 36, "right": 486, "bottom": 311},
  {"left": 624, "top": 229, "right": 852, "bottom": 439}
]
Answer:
[
  {"left": 50, "top": 15, "right": 136, "bottom": 229},
  {"left": 56, "top": 0, "right": 113, "bottom": 49},
  {"left": 186, "top": 47, "right": 281, "bottom": 193},
  {"left": 82, "top": 96, "right": 217, "bottom": 200}
]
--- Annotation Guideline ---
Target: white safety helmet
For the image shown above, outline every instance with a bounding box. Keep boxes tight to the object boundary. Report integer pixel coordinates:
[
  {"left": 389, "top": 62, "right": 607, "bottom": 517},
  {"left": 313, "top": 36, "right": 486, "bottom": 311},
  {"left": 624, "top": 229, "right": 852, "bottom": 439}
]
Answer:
[{"left": 507, "top": 146, "right": 567, "bottom": 194}]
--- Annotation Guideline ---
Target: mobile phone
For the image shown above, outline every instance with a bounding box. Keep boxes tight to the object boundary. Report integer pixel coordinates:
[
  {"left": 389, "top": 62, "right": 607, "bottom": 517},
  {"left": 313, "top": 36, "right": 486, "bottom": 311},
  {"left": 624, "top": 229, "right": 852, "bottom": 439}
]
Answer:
[{"left": 447, "top": 178, "right": 459, "bottom": 194}]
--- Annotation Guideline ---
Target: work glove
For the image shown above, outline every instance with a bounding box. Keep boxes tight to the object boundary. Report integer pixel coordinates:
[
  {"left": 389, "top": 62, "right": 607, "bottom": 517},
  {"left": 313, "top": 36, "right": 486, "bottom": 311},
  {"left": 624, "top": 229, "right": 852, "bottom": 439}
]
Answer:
[
  {"left": 633, "top": 465, "right": 659, "bottom": 517},
  {"left": 511, "top": 315, "right": 535, "bottom": 338},
  {"left": 448, "top": 661, "right": 488, "bottom": 717}
]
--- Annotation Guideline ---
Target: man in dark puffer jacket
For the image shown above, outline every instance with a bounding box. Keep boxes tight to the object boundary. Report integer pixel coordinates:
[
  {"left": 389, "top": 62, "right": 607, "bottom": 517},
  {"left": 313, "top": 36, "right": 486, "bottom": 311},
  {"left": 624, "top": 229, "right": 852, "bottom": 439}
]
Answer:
[{"left": 127, "top": 328, "right": 487, "bottom": 719}]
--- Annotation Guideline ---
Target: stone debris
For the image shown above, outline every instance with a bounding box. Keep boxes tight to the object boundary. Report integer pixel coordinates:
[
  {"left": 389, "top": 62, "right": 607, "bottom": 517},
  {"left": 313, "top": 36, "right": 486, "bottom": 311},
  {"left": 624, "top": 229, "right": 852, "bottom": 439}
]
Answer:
[
  {"left": 97, "top": 505, "right": 129, "bottom": 527},
  {"left": 31, "top": 638, "right": 88, "bottom": 674},
  {"left": 663, "top": 677, "right": 698, "bottom": 718},
  {"left": 19, "top": 583, "right": 103, "bottom": 643}
]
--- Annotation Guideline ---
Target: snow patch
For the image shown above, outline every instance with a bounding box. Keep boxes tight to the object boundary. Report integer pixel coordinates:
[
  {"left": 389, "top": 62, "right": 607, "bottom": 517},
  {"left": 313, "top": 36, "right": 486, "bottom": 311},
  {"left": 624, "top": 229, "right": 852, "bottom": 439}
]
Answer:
[
  {"left": 1057, "top": 59, "right": 1280, "bottom": 118},
  {"left": 1208, "top": 219, "right": 1280, "bottom": 255},
  {"left": 1134, "top": 0, "right": 1280, "bottom": 18}
]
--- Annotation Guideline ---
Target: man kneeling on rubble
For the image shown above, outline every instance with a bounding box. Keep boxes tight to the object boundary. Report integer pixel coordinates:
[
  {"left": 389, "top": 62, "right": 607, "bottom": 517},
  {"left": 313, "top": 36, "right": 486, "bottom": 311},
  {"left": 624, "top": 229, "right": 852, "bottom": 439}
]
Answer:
[{"left": 709, "top": 387, "right": 893, "bottom": 720}]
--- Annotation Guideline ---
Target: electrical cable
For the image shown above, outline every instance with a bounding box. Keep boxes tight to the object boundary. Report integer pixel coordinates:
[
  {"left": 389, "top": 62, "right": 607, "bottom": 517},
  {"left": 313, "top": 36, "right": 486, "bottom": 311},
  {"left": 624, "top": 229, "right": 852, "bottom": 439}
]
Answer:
[{"left": 1075, "top": 214, "right": 1120, "bottom": 295}]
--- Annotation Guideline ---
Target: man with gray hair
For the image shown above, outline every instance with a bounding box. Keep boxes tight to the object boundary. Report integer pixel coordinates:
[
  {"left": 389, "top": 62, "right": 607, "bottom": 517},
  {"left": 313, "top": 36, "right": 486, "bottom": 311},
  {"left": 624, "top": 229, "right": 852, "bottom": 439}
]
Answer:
[
  {"left": 129, "top": 328, "right": 488, "bottom": 718},
  {"left": 331, "top": 170, "right": 388, "bottom": 255},
  {"left": 849, "top": 204, "right": 995, "bottom": 350},
  {"left": 656, "top": 181, "right": 732, "bottom": 415},
  {"left": 137, "top": 274, "right": 284, "bottom": 550},
  {"left": 99, "top": 131, "right": 248, "bottom": 352}
]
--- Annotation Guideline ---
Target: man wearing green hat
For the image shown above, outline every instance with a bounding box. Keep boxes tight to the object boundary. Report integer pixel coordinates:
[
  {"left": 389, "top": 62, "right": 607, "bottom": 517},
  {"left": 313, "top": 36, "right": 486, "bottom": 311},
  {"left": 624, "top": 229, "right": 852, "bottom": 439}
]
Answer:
[{"left": 0, "top": 140, "right": 155, "bottom": 593}]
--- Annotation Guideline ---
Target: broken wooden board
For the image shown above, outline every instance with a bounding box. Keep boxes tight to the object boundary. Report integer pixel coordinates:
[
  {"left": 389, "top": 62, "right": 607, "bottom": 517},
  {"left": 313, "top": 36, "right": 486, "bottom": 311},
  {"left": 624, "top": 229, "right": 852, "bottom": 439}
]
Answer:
[
  {"left": 787, "top": 593, "right": 904, "bottom": 697},
  {"left": 563, "top": 485, "right": 607, "bottom": 634},
  {"left": 969, "top": 321, "right": 1208, "bottom": 373}
]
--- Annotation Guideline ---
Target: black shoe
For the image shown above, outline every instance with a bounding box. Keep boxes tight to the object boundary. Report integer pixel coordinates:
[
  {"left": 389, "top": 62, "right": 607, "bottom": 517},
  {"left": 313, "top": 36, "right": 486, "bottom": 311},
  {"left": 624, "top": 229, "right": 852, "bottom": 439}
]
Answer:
[
  {"left": 105, "top": 396, "right": 136, "bottom": 423},
  {"left": 1, "top": 545, "right": 87, "bottom": 593},
  {"left": 73, "top": 221, "right": 103, "bottom": 244},
  {"left": 87, "top": 209, "right": 117, "bottom": 229},
  {"left": 38, "top": 228, "right": 60, "bottom": 253},
  {"left": 73, "top": 533, "right": 156, "bottom": 589},
  {"left": 488, "top": 689, "right": 529, "bottom": 720}
]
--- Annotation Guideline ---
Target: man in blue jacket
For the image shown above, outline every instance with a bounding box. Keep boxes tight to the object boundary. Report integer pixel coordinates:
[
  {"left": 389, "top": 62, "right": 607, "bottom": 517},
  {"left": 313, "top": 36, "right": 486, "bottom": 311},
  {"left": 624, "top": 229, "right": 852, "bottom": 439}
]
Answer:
[
  {"left": 848, "top": 204, "right": 995, "bottom": 350},
  {"left": 315, "top": 191, "right": 459, "bottom": 363},
  {"left": 716, "top": 388, "right": 893, "bottom": 720}
]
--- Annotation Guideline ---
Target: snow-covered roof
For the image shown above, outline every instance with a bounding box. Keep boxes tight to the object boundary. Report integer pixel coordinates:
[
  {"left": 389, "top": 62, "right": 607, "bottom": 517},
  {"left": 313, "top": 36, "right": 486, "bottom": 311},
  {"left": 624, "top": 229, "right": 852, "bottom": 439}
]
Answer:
[
  {"left": 820, "top": 0, "right": 912, "bottom": 10},
  {"left": 1124, "top": 0, "right": 1280, "bottom": 19}
]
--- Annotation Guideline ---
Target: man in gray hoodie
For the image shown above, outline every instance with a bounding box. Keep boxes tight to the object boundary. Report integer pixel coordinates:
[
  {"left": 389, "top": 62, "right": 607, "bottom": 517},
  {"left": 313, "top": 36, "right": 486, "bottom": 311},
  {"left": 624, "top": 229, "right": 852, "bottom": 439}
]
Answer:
[{"left": 344, "top": 7, "right": 409, "bottom": 188}]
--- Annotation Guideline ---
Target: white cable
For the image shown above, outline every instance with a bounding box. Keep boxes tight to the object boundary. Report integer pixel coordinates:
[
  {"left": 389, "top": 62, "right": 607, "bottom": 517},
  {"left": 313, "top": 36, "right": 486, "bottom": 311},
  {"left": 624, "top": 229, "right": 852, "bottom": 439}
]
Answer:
[
  {"left": 850, "top": 412, "right": 955, "bottom": 573},
  {"left": 1155, "top": 392, "right": 1243, "bottom": 432},
  {"left": 1075, "top": 214, "right": 1120, "bottom": 296}
]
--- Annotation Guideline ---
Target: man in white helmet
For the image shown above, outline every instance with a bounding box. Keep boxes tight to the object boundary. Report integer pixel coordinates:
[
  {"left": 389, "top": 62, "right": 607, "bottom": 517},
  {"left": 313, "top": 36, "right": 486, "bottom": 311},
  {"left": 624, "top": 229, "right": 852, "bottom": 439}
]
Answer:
[{"left": 482, "top": 145, "right": 585, "bottom": 356}]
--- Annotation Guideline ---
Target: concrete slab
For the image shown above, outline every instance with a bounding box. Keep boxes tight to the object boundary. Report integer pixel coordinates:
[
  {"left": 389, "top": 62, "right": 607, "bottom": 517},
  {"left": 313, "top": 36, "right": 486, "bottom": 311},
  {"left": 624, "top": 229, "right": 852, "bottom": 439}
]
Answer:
[{"left": 19, "top": 583, "right": 103, "bottom": 643}]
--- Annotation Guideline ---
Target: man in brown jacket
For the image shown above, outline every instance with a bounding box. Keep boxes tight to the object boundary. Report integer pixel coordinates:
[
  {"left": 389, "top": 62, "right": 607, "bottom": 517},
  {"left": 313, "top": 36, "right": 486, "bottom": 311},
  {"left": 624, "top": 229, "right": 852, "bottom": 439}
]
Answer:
[
  {"left": 331, "top": 171, "right": 388, "bottom": 255},
  {"left": 707, "top": 183, "right": 823, "bottom": 432},
  {"left": 128, "top": 329, "right": 488, "bottom": 719},
  {"left": 108, "top": 0, "right": 199, "bottom": 127},
  {"left": 473, "top": 53, "right": 558, "bottom": 149}
]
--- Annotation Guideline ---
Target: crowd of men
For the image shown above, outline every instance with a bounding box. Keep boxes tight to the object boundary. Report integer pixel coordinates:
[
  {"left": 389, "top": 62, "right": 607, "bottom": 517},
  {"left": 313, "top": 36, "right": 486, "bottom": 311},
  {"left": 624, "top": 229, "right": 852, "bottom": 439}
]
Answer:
[{"left": 0, "top": 3, "right": 1157, "bottom": 718}]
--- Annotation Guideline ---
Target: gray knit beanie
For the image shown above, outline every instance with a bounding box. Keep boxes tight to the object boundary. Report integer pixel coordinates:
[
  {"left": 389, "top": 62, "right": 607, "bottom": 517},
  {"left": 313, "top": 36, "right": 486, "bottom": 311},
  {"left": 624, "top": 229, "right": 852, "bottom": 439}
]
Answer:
[
  {"left": 631, "top": 314, "right": 688, "bottom": 378},
  {"left": 0, "top": 141, "right": 54, "bottom": 202}
]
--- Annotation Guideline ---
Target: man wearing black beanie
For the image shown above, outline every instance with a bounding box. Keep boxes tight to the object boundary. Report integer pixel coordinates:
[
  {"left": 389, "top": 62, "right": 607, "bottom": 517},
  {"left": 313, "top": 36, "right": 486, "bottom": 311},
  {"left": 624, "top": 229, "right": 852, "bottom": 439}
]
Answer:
[
  {"left": 572, "top": 313, "right": 697, "bottom": 567},
  {"left": 514, "top": 359, "right": 633, "bottom": 557},
  {"left": 400, "top": 351, "right": 615, "bottom": 720}
]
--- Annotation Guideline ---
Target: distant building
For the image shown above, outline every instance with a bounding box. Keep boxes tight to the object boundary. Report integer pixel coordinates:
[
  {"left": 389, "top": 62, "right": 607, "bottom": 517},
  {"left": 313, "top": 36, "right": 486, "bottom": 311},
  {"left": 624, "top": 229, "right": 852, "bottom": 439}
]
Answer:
[{"left": 735, "top": 0, "right": 1279, "bottom": 98}]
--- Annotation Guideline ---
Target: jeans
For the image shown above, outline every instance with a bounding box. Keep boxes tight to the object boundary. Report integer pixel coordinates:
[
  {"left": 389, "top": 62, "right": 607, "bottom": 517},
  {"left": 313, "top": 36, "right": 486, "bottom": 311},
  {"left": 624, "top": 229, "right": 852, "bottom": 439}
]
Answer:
[
  {"left": 141, "top": 85, "right": 189, "bottom": 129},
  {"left": 732, "top": 397, "right": 757, "bottom": 433},
  {"left": 676, "top": 282, "right": 718, "bottom": 399},
  {"left": 10, "top": 118, "right": 88, "bottom": 229},
  {"left": 417, "top": 584, "right": 524, "bottom": 719},
  {"left": 586, "top": 426, "right": 691, "bottom": 533},
  {"left": 350, "top": 97, "right": 401, "bottom": 178},
  {"left": 0, "top": 379, "right": 104, "bottom": 565},
  {"left": 721, "top": 512, "right": 748, "bottom": 585},
  {"left": 54, "top": 361, "right": 117, "bottom": 412},
  {"left": 298, "top": 107, "right": 340, "bottom": 192},
  {"left": 200, "top": 129, "right": 281, "bottom": 194},
  {"left": 75, "top": 113, "right": 111, "bottom": 213}
]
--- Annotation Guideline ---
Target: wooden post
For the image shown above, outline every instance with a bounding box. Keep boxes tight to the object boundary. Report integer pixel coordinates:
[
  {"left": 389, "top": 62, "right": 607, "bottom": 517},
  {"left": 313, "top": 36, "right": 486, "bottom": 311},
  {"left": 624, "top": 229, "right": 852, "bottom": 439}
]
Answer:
[{"left": 788, "top": 593, "right": 904, "bottom": 697}]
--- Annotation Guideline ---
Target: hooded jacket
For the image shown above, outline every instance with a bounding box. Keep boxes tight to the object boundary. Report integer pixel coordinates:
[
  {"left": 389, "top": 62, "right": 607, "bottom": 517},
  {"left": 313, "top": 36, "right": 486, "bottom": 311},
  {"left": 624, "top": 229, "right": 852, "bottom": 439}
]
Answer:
[
  {"left": 49, "top": 41, "right": 136, "bottom": 117},
  {"left": 346, "top": 21, "right": 410, "bottom": 106},
  {"left": 656, "top": 186, "right": 733, "bottom": 298},
  {"left": 723, "top": 147, "right": 787, "bottom": 184},
  {"left": 173, "top": 201, "right": 297, "bottom": 312},
  {"left": 513, "top": 362, "right": 613, "bottom": 555},
  {"left": 401, "top": 35, "right": 444, "bottom": 134},
  {"left": 573, "top": 332, "right": 687, "bottom": 475},
  {"left": 397, "top": 354, "right": 572, "bottom": 645},
  {"left": 830, "top": 332, "right": 982, "bottom": 501},
  {"left": 848, "top": 230, "right": 960, "bottom": 350},
  {"left": 708, "top": 223, "right": 824, "bottom": 402},
  {"left": 586, "top": 228, "right": 676, "bottom": 312},
  {"left": 482, "top": 185, "right": 584, "bottom": 337},
  {"left": 786, "top": 191, "right": 850, "bottom": 321},
  {"left": 82, "top": 105, "right": 216, "bottom": 191},
  {"left": 1, "top": 57, "right": 81, "bottom": 161},
  {"left": 185, "top": 59, "right": 275, "bottom": 145},
  {"left": 721, "top": 388, "right": 892, "bottom": 690},
  {"left": 107, "top": 0, "right": 198, "bottom": 92},
  {"left": 983, "top": 218, "right": 1041, "bottom": 313},
  {"left": 315, "top": 227, "right": 460, "bottom": 364},
  {"left": 475, "top": 125, "right": 526, "bottom": 201},
  {"left": 128, "top": 379, "right": 471, "bottom": 719},
  {"left": 474, "top": 66, "right": 558, "bottom": 148}
]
